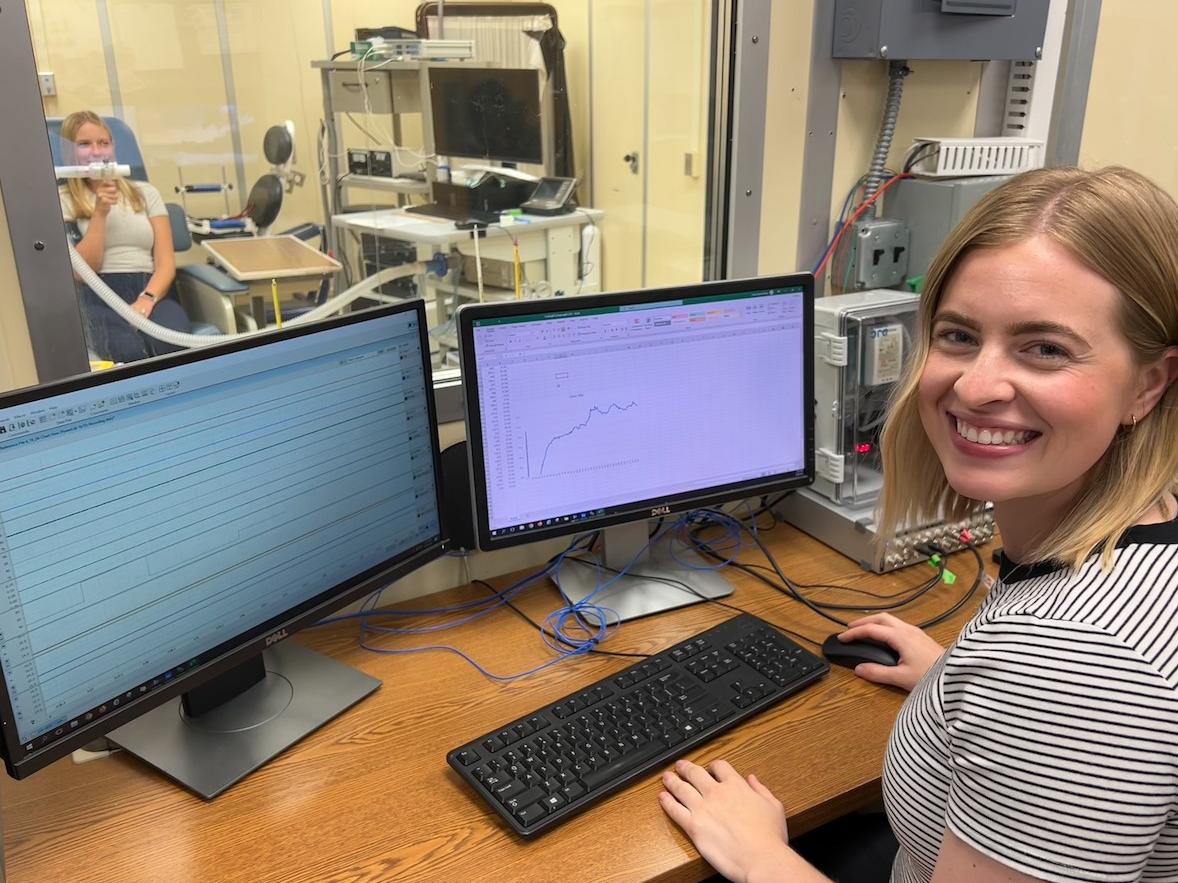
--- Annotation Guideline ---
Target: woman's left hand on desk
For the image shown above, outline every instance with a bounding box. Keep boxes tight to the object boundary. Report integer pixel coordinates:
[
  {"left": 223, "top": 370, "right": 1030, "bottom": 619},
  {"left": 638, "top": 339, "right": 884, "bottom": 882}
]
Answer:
[{"left": 660, "top": 758, "right": 801, "bottom": 882}]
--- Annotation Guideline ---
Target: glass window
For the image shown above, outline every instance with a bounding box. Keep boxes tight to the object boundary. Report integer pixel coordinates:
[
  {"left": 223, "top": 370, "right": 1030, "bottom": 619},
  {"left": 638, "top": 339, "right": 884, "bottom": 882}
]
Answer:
[{"left": 16, "top": 0, "right": 722, "bottom": 384}]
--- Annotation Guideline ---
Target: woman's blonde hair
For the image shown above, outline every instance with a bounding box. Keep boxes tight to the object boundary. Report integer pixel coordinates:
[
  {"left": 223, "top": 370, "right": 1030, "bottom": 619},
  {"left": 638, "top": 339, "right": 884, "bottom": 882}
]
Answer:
[
  {"left": 59, "top": 111, "right": 146, "bottom": 218},
  {"left": 877, "top": 166, "right": 1178, "bottom": 570}
]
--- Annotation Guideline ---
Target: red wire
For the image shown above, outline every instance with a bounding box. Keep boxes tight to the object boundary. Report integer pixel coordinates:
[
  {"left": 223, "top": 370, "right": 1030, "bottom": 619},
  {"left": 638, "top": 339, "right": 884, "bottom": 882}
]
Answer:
[{"left": 815, "top": 173, "right": 912, "bottom": 279}]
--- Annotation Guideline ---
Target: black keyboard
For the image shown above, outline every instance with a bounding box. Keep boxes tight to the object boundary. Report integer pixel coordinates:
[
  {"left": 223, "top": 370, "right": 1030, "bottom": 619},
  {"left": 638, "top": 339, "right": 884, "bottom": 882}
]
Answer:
[
  {"left": 446, "top": 612, "right": 828, "bottom": 836},
  {"left": 404, "top": 203, "right": 500, "bottom": 224}
]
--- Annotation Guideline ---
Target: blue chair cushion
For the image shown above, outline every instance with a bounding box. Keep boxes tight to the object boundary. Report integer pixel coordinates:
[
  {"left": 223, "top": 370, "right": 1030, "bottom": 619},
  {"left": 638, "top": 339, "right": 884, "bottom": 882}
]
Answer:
[
  {"left": 166, "top": 204, "right": 192, "bottom": 251},
  {"left": 178, "top": 263, "right": 249, "bottom": 294}
]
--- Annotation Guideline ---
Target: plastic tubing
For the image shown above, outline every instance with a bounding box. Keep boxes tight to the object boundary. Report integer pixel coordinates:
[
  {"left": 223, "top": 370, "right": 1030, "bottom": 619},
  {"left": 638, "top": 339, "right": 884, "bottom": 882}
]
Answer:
[
  {"left": 67, "top": 240, "right": 424, "bottom": 349},
  {"left": 54, "top": 163, "right": 132, "bottom": 180}
]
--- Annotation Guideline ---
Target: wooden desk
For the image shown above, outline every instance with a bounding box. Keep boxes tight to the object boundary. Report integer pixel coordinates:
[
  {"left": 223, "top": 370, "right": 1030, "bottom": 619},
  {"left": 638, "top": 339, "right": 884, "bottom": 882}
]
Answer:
[
  {"left": 200, "top": 235, "right": 342, "bottom": 330},
  {"left": 0, "top": 526, "right": 992, "bottom": 882}
]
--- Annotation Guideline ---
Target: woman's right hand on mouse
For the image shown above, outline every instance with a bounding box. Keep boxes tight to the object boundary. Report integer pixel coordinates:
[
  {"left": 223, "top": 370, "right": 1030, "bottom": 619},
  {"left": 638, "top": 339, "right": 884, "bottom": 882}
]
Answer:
[{"left": 838, "top": 613, "right": 945, "bottom": 692}]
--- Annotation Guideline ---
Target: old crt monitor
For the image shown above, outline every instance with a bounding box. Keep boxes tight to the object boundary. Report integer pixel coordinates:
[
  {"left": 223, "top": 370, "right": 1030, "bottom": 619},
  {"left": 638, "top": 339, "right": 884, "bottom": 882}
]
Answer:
[
  {"left": 429, "top": 66, "right": 543, "bottom": 164},
  {"left": 458, "top": 276, "right": 814, "bottom": 624},
  {"left": 0, "top": 303, "right": 444, "bottom": 798}
]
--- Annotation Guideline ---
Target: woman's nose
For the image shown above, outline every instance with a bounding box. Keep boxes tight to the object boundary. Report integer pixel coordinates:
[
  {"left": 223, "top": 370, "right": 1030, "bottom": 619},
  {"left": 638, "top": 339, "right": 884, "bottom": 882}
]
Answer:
[{"left": 952, "top": 348, "right": 1016, "bottom": 406}]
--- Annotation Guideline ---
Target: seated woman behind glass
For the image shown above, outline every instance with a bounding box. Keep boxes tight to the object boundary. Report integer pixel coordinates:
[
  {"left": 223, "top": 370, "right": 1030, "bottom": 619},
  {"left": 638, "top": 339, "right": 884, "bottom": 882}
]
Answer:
[{"left": 59, "top": 110, "right": 191, "bottom": 363}]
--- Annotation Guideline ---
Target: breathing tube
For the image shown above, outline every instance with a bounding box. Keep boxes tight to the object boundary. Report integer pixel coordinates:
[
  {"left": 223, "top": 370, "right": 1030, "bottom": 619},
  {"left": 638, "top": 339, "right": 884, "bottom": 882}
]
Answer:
[{"left": 67, "top": 241, "right": 424, "bottom": 349}]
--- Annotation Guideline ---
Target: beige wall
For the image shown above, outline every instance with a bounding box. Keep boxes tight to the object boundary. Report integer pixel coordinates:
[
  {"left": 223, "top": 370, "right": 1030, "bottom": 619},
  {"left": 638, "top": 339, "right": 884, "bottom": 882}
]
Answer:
[
  {"left": 1079, "top": 0, "right": 1178, "bottom": 193},
  {"left": 758, "top": 0, "right": 982, "bottom": 276}
]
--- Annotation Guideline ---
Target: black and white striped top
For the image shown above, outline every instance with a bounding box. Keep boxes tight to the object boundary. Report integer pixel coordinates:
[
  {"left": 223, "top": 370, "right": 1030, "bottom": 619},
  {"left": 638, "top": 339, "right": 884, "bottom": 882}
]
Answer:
[{"left": 884, "top": 517, "right": 1178, "bottom": 883}]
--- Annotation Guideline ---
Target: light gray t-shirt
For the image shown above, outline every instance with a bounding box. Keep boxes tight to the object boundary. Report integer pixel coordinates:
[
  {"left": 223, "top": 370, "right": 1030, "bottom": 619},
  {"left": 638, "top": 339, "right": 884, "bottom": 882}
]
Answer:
[{"left": 60, "top": 181, "right": 167, "bottom": 274}]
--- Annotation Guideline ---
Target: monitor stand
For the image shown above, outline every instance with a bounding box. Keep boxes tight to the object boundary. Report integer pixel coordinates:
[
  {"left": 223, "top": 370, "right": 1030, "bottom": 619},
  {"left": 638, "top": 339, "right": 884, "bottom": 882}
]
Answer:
[
  {"left": 107, "top": 642, "right": 379, "bottom": 799},
  {"left": 553, "top": 520, "right": 734, "bottom": 626}
]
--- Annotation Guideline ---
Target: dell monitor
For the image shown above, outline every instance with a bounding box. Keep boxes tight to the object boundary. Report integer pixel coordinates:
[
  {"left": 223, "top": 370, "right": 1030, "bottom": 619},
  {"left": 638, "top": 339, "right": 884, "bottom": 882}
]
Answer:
[
  {"left": 429, "top": 66, "right": 544, "bottom": 165},
  {"left": 457, "top": 275, "right": 814, "bottom": 624},
  {"left": 0, "top": 302, "right": 445, "bottom": 798}
]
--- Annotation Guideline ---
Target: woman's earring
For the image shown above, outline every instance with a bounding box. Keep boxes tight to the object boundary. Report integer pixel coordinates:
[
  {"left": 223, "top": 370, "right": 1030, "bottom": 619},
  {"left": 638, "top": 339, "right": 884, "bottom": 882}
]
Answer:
[{"left": 1132, "top": 413, "right": 1138, "bottom": 431}]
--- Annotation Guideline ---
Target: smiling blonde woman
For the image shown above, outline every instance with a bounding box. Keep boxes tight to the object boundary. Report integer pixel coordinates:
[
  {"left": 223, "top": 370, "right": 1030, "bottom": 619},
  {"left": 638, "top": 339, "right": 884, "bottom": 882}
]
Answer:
[{"left": 659, "top": 167, "right": 1178, "bottom": 883}]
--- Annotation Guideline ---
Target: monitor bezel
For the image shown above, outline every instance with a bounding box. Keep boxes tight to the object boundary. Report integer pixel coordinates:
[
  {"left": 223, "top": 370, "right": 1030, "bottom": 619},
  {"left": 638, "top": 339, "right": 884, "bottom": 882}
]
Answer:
[
  {"left": 0, "top": 302, "right": 447, "bottom": 778},
  {"left": 428, "top": 66, "right": 544, "bottom": 165},
  {"left": 457, "top": 274, "right": 816, "bottom": 552}
]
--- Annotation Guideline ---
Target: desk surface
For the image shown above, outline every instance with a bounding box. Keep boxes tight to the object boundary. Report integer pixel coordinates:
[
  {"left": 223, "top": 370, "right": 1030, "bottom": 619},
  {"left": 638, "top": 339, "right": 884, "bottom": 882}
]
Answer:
[
  {"left": 332, "top": 206, "right": 603, "bottom": 245},
  {"left": 201, "top": 235, "right": 342, "bottom": 281},
  {"left": 0, "top": 525, "right": 992, "bottom": 883}
]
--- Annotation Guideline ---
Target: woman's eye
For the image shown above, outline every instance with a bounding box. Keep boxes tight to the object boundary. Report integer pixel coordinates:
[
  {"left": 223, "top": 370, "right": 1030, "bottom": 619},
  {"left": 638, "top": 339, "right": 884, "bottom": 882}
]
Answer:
[
  {"left": 934, "top": 328, "right": 973, "bottom": 346},
  {"left": 1030, "top": 342, "right": 1070, "bottom": 360}
]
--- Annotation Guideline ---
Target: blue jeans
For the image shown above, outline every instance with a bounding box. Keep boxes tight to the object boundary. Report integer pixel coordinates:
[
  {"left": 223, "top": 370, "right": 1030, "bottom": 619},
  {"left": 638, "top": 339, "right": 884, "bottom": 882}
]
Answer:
[{"left": 78, "top": 271, "right": 191, "bottom": 363}]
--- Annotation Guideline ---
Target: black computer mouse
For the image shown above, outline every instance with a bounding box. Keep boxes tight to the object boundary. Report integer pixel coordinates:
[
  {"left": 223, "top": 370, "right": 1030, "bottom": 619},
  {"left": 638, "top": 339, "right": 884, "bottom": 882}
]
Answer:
[{"left": 821, "top": 633, "right": 901, "bottom": 668}]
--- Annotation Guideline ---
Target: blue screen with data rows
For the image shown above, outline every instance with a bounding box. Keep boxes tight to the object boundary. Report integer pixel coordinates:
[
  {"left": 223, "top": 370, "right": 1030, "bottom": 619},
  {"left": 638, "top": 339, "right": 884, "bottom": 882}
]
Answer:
[{"left": 0, "top": 310, "right": 441, "bottom": 750}]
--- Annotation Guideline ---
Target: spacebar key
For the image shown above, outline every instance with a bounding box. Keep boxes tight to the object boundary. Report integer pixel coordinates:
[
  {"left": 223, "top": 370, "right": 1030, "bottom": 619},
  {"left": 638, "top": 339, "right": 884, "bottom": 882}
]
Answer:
[{"left": 582, "top": 739, "right": 667, "bottom": 790}]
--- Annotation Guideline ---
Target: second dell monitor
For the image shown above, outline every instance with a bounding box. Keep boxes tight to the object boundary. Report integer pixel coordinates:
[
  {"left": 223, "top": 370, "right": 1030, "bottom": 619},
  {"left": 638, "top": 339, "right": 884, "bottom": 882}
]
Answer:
[{"left": 458, "top": 275, "right": 815, "bottom": 623}]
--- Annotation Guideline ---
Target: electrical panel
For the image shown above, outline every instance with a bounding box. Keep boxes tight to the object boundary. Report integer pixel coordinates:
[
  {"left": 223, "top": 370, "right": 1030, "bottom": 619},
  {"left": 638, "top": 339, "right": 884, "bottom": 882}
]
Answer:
[
  {"left": 832, "top": 0, "right": 1050, "bottom": 61},
  {"left": 812, "top": 289, "right": 919, "bottom": 506}
]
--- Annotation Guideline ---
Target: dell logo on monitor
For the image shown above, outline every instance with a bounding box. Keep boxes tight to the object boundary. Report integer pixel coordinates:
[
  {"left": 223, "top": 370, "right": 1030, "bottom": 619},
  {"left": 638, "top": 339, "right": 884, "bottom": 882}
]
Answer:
[
  {"left": 264, "top": 629, "right": 289, "bottom": 647},
  {"left": 650, "top": 505, "right": 671, "bottom": 516}
]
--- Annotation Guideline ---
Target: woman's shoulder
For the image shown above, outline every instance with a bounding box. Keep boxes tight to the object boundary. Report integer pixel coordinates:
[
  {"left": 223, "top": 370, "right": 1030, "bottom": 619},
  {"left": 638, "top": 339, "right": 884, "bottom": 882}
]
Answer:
[
  {"left": 129, "top": 180, "right": 163, "bottom": 200},
  {"left": 129, "top": 180, "right": 166, "bottom": 215},
  {"left": 966, "top": 538, "right": 1178, "bottom": 683}
]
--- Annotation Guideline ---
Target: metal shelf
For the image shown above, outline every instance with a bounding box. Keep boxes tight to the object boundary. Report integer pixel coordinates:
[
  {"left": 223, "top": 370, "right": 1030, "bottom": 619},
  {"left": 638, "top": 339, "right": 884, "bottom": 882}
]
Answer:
[{"left": 342, "top": 174, "right": 430, "bottom": 194}]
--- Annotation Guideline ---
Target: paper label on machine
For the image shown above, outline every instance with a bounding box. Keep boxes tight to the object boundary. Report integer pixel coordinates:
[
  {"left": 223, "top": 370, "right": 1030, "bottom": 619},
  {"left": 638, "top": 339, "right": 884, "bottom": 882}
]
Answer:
[{"left": 864, "top": 323, "right": 904, "bottom": 386}]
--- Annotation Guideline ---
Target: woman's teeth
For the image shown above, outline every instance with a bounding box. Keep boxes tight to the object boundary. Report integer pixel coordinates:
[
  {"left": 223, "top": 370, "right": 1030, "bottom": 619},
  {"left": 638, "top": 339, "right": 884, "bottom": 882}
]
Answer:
[{"left": 955, "top": 418, "right": 1035, "bottom": 446}]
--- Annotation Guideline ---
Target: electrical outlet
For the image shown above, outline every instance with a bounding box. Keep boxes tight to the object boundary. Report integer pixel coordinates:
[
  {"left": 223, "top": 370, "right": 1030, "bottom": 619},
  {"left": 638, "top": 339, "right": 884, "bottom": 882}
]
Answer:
[
  {"left": 850, "top": 218, "right": 910, "bottom": 289},
  {"left": 37, "top": 72, "right": 57, "bottom": 98}
]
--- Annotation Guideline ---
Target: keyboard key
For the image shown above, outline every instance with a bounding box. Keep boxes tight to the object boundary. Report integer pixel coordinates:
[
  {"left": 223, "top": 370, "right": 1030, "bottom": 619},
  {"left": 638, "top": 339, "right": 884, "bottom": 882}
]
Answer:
[
  {"left": 455, "top": 749, "right": 481, "bottom": 766},
  {"left": 513, "top": 802, "right": 548, "bottom": 826},
  {"left": 561, "top": 781, "right": 586, "bottom": 801},
  {"left": 582, "top": 738, "right": 666, "bottom": 790},
  {"left": 541, "top": 792, "right": 568, "bottom": 812},
  {"left": 491, "top": 779, "right": 525, "bottom": 803},
  {"left": 512, "top": 722, "right": 534, "bottom": 739},
  {"left": 481, "top": 736, "right": 504, "bottom": 753},
  {"left": 504, "top": 787, "right": 546, "bottom": 813}
]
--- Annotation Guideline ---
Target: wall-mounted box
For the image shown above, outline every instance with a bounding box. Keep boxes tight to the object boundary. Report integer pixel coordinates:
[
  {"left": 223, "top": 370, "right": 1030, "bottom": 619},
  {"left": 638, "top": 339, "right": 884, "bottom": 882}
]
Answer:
[
  {"left": 886, "top": 174, "right": 1008, "bottom": 279},
  {"left": 832, "top": 0, "right": 1050, "bottom": 61}
]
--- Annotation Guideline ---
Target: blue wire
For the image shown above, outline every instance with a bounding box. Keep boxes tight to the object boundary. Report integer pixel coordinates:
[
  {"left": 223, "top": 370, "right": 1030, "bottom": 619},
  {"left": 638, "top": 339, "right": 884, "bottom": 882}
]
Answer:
[
  {"left": 547, "top": 513, "right": 696, "bottom": 643},
  {"left": 812, "top": 175, "right": 870, "bottom": 274},
  {"left": 356, "top": 636, "right": 593, "bottom": 681},
  {"left": 314, "top": 534, "right": 591, "bottom": 628},
  {"left": 330, "top": 505, "right": 764, "bottom": 682}
]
